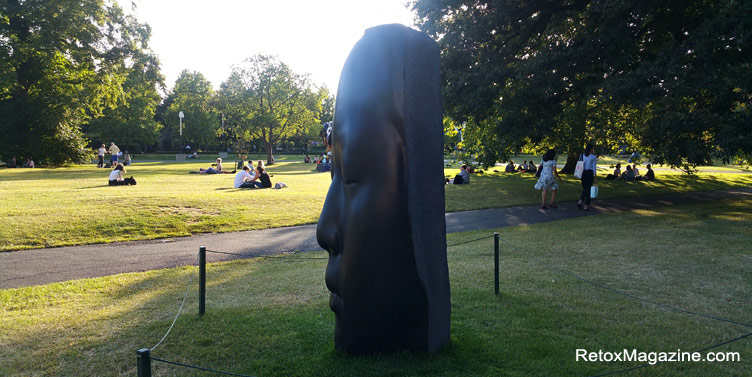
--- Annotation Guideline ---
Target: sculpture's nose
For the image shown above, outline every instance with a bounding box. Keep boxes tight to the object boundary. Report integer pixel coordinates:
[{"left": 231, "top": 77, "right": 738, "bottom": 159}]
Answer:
[
  {"left": 317, "top": 175, "right": 344, "bottom": 296},
  {"left": 317, "top": 176, "right": 343, "bottom": 256}
]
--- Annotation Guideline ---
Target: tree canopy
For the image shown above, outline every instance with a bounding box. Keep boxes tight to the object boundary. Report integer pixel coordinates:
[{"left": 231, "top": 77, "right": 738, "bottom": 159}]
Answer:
[
  {"left": 157, "top": 70, "right": 216, "bottom": 151},
  {"left": 216, "top": 55, "right": 325, "bottom": 164},
  {"left": 410, "top": 0, "right": 752, "bottom": 170},
  {"left": 0, "top": 0, "right": 162, "bottom": 164}
]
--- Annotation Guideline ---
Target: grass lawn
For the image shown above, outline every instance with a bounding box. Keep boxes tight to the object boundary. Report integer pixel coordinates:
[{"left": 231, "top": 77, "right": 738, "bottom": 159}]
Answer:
[
  {"left": 1, "top": 199, "right": 750, "bottom": 376},
  {"left": 443, "top": 169, "right": 752, "bottom": 212},
  {"left": 1, "top": 157, "right": 751, "bottom": 251}
]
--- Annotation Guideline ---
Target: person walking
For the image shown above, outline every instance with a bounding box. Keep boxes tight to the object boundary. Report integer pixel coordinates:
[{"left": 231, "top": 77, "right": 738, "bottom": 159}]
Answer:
[
  {"left": 577, "top": 143, "right": 597, "bottom": 210},
  {"left": 534, "top": 149, "right": 562, "bottom": 209},
  {"left": 97, "top": 144, "right": 106, "bottom": 168}
]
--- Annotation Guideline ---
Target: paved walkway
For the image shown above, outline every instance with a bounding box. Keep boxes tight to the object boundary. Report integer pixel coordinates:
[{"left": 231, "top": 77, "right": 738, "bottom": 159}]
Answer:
[{"left": 1, "top": 188, "right": 750, "bottom": 289}]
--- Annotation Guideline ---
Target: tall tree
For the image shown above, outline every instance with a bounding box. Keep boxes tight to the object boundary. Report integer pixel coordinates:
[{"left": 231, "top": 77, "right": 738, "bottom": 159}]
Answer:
[
  {"left": 84, "top": 25, "right": 164, "bottom": 153},
  {"left": 411, "top": 0, "right": 752, "bottom": 171},
  {"left": 159, "top": 70, "right": 216, "bottom": 151},
  {"left": 0, "top": 0, "right": 160, "bottom": 164},
  {"left": 218, "top": 55, "right": 324, "bottom": 165}
]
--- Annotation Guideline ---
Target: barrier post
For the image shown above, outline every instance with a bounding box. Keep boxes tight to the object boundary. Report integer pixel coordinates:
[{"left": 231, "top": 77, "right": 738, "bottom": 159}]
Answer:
[
  {"left": 494, "top": 232, "right": 499, "bottom": 295},
  {"left": 137, "top": 348, "right": 152, "bottom": 377},
  {"left": 199, "top": 246, "right": 206, "bottom": 316}
]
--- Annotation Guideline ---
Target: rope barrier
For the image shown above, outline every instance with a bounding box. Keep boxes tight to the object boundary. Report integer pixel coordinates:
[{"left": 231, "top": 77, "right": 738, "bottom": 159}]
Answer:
[
  {"left": 205, "top": 249, "right": 328, "bottom": 260},
  {"left": 495, "top": 236, "right": 752, "bottom": 328},
  {"left": 151, "top": 356, "right": 256, "bottom": 377},
  {"left": 149, "top": 251, "right": 199, "bottom": 351},
  {"left": 140, "top": 232, "right": 750, "bottom": 376},
  {"left": 588, "top": 330, "right": 752, "bottom": 377},
  {"left": 446, "top": 234, "right": 495, "bottom": 248}
]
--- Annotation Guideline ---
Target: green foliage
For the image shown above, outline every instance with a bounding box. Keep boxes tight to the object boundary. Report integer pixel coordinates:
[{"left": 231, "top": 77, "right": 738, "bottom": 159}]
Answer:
[
  {"left": 159, "top": 70, "right": 217, "bottom": 150},
  {"left": 216, "top": 55, "right": 325, "bottom": 164},
  {"left": 0, "top": 0, "right": 162, "bottom": 164},
  {"left": 84, "top": 31, "right": 164, "bottom": 153},
  {"left": 411, "top": 0, "right": 752, "bottom": 171}
]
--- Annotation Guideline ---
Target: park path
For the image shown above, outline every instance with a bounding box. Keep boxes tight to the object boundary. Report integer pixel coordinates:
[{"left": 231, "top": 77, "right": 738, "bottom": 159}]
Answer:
[{"left": 1, "top": 188, "right": 750, "bottom": 289}]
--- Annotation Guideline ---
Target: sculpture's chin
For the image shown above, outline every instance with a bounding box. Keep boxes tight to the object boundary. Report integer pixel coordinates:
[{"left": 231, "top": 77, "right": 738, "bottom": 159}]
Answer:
[{"left": 329, "top": 292, "right": 343, "bottom": 314}]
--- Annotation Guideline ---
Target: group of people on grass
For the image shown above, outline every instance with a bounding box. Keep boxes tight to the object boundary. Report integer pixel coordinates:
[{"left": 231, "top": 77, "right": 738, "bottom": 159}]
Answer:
[
  {"left": 605, "top": 163, "right": 655, "bottom": 181},
  {"left": 5, "top": 157, "right": 35, "bottom": 168},
  {"left": 504, "top": 160, "right": 537, "bottom": 174},
  {"left": 305, "top": 152, "right": 332, "bottom": 172},
  {"left": 533, "top": 143, "right": 657, "bottom": 210},
  {"left": 97, "top": 142, "right": 130, "bottom": 168},
  {"left": 234, "top": 160, "right": 273, "bottom": 189}
]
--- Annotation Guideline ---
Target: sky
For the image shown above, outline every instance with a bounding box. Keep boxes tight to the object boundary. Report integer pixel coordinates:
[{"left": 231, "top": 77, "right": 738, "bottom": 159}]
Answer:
[{"left": 128, "top": 0, "right": 416, "bottom": 94}]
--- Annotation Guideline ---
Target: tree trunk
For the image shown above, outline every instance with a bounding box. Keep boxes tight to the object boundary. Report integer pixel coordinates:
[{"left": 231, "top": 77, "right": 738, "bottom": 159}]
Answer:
[
  {"left": 559, "top": 153, "right": 579, "bottom": 174},
  {"left": 266, "top": 141, "right": 274, "bottom": 165}
]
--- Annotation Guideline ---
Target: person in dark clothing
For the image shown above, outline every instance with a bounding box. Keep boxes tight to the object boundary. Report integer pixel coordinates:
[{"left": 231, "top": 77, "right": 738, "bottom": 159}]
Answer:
[
  {"left": 642, "top": 164, "right": 656, "bottom": 181},
  {"left": 258, "top": 166, "right": 273, "bottom": 188},
  {"left": 606, "top": 163, "right": 622, "bottom": 180}
]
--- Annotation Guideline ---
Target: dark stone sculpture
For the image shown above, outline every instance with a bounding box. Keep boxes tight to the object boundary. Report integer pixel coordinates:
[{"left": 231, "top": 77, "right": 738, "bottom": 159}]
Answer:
[{"left": 316, "top": 24, "right": 450, "bottom": 354}]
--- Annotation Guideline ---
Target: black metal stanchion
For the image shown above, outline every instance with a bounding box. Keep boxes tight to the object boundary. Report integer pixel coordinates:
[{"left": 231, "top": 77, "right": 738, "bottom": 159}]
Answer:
[
  {"left": 137, "top": 348, "right": 152, "bottom": 377},
  {"left": 494, "top": 232, "right": 499, "bottom": 295},
  {"left": 199, "top": 246, "right": 206, "bottom": 316}
]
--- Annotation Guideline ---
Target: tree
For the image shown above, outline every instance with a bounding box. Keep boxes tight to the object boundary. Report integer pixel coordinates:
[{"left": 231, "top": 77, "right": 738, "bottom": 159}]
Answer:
[
  {"left": 84, "top": 34, "right": 164, "bottom": 153},
  {"left": 0, "top": 0, "right": 160, "bottom": 164},
  {"left": 410, "top": 0, "right": 752, "bottom": 171},
  {"left": 158, "top": 70, "right": 216, "bottom": 151},
  {"left": 218, "top": 55, "right": 324, "bottom": 165},
  {"left": 319, "top": 89, "right": 335, "bottom": 124}
]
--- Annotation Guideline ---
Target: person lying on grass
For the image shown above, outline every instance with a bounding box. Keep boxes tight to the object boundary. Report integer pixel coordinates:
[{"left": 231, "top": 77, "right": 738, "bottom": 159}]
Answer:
[{"left": 199, "top": 158, "right": 234, "bottom": 174}]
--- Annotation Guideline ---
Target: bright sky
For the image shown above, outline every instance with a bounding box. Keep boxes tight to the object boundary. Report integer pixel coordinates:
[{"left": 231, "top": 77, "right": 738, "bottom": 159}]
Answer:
[{"left": 129, "top": 0, "right": 416, "bottom": 94}]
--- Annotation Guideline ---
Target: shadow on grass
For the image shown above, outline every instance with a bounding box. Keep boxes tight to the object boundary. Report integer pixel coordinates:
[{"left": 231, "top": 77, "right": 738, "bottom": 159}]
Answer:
[
  {"left": 77, "top": 184, "right": 112, "bottom": 189},
  {"left": 3, "top": 200, "right": 751, "bottom": 376}
]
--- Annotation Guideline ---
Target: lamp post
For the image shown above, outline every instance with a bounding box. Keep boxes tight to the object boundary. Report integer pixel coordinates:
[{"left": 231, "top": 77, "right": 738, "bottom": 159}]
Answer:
[
  {"left": 178, "top": 111, "right": 184, "bottom": 153},
  {"left": 179, "top": 111, "right": 184, "bottom": 136}
]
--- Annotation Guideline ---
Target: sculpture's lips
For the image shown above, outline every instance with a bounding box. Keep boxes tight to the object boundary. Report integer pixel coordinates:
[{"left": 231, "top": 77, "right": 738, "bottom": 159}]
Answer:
[{"left": 329, "top": 292, "right": 343, "bottom": 314}]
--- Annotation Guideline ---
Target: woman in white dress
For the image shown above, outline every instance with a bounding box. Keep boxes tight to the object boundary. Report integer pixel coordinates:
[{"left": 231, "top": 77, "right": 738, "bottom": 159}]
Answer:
[{"left": 534, "top": 149, "right": 562, "bottom": 209}]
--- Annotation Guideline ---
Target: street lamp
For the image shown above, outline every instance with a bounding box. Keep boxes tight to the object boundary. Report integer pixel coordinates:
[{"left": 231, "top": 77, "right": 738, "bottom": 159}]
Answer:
[{"left": 179, "top": 111, "right": 184, "bottom": 136}]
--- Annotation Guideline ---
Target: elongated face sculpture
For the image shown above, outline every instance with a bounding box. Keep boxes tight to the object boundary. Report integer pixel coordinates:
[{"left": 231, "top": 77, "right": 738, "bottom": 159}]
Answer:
[{"left": 316, "top": 24, "right": 450, "bottom": 354}]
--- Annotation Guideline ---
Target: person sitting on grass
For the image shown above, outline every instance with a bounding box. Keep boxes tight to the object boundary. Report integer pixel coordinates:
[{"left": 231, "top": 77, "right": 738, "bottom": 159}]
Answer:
[
  {"left": 452, "top": 164, "right": 470, "bottom": 184},
  {"left": 234, "top": 165, "right": 262, "bottom": 188},
  {"left": 517, "top": 160, "right": 528, "bottom": 172},
  {"left": 316, "top": 157, "right": 332, "bottom": 172},
  {"left": 304, "top": 154, "right": 312, "bottom": 163},
  {"left": 606, "top": 163, "right": 622, "bottom": 180},
  {"left": 505, "top": 160, "right": 515, "bottom": 173},
  {"left": 621, "top": 164, "right": 636, "bottom": 181},
  {"left": 108, "top": 164, "right": 136, "bottom": 186},
  {"left": 257, "top": 165, "right": 273, "bottom": 188},
  {"left": 632, "top": 163, "right": 641, "bottom": 178},
  {"left": 199, "top": 158, "right": 233, "bottom": 174},
  {"left": 526, "top": 162, "right": 537, "bottom": 174},
  {"left": 641, "top": 164, "right": 656, "bottom": 181}
]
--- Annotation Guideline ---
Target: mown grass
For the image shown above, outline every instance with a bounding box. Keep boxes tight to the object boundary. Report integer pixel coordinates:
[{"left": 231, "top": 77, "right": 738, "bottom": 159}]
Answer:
[
  {"left": 1, "top": 157, "right": 751, "bottom": 251},
  {"left": 443, "top": 168, "right": 752, "bottom": 212},
  {"left": 1, "top": 199, "right": 750, "bottom": 376}
]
